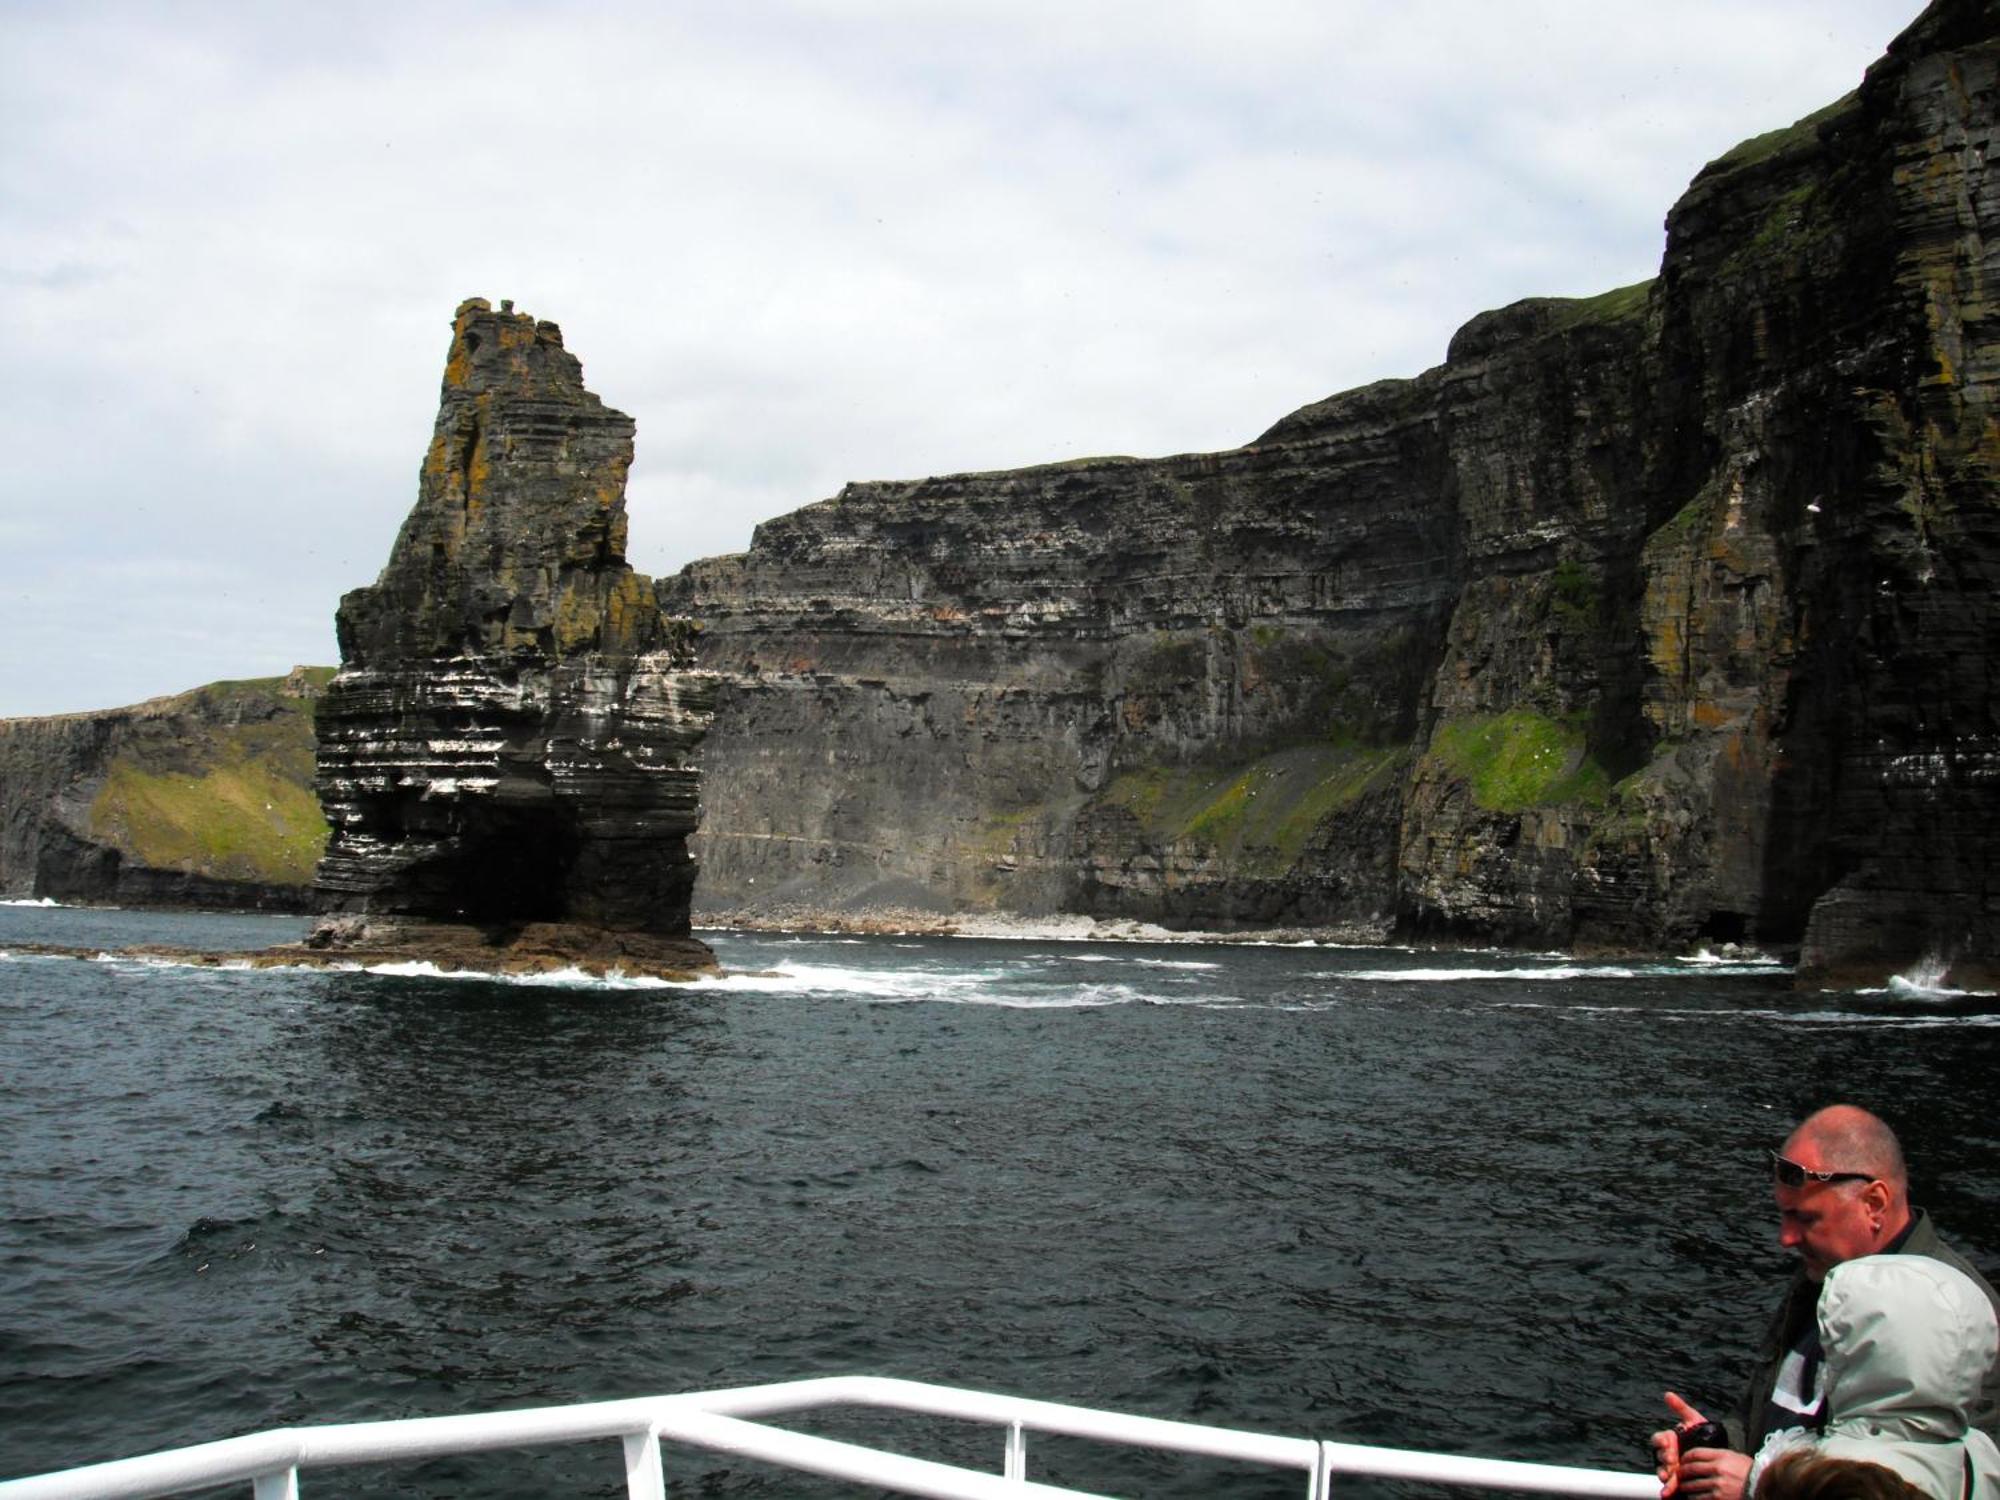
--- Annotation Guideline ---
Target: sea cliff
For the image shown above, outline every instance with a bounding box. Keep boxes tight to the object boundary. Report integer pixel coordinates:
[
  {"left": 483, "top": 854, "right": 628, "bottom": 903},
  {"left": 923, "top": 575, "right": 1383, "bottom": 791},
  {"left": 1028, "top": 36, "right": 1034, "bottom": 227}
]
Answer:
[
  {"left": 662, "top": 0, "right": 1999, "bottom": 984},
  {"left": 2, "top": 1, "right": 1993, "bottom": 985}
]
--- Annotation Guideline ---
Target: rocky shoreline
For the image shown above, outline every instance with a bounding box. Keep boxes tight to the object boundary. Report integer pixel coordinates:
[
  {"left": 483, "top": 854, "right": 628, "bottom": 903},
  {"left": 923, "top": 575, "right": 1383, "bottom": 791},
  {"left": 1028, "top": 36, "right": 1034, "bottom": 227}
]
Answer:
[
  {"left": 694, "top": 903, "right": 1399, "bottom": 948},
  {"left": 691, "top": 905, "right": 1812, "bottom": 981},
  {"left": 2, "top": 915, "right": 719, "bottom": 983}
]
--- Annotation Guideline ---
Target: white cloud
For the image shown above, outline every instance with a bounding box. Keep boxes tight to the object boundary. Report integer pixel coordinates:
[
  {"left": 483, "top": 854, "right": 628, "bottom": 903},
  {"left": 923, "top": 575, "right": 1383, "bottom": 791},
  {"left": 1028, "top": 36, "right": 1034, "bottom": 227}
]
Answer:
[{"left": 0, "top": 0, "right": 1923, "bottom": 714}]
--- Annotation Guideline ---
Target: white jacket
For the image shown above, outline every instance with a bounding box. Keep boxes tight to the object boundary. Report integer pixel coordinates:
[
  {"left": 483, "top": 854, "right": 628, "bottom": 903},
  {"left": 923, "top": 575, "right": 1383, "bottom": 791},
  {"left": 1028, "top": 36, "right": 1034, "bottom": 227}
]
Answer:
[{"left": 1749, "top": 1254, "right": 2000, "bottom": 1500}]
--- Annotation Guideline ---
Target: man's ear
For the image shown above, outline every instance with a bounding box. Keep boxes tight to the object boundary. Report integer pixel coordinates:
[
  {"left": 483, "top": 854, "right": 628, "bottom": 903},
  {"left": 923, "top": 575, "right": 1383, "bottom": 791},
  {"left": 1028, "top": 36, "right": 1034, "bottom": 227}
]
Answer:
[{"left": 1862, "top": 1178, "right": 1894, "bottom": 1224}]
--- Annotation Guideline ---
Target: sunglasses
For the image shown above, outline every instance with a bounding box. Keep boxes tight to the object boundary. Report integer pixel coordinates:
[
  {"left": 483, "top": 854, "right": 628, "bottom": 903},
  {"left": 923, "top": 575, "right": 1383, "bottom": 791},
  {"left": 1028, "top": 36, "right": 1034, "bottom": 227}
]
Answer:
[{"left": 1769, "top": 1150, "right": 1875, "bottom": 1188}]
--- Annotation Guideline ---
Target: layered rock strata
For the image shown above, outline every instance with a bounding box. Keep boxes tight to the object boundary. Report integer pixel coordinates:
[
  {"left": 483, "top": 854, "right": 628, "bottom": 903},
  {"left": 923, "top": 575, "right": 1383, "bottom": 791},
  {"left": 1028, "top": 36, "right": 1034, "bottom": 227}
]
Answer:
[
  {"left": 312, "top": 299, "right": 716, "bottom": 974},
  {"left": 666, "top": 0, "right": 1999, "bottom": 985}
]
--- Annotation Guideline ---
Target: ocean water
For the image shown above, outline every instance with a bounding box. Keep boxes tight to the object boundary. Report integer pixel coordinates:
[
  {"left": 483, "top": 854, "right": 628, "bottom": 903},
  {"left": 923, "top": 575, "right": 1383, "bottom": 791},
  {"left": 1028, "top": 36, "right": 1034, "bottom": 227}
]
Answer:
[{"left": 2, "top": 904, "right": 1997, "bottom": 1498}]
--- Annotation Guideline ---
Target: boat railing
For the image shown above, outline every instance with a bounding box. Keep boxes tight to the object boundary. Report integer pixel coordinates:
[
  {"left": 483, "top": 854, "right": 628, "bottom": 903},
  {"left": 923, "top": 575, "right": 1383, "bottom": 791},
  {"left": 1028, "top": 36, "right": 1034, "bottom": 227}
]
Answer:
[{"left": 0, "top": 1373, "right": 1661, "bottom": 1500}]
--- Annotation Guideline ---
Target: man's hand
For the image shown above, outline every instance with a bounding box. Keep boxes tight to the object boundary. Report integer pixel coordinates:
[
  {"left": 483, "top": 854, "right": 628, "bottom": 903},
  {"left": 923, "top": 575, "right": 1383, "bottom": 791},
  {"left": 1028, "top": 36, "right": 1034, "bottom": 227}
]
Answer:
[
  {"left": 1649, "top": 1421, "right": 1679, "bottom": 1494},
  {"left": 1677, "top": 1445, "right": 1751, "bottom": 1500},
  {"left": 1655, "top": 1392, "right": 1751, "bottom": 1500}
]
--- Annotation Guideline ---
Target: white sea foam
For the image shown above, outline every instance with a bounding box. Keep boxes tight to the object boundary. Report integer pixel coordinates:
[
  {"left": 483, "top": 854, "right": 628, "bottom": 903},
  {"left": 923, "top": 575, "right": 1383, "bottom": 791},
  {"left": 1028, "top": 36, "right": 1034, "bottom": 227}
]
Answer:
[
  {"left": 1900, "top": 953, "right": 1950, "bottom": 988},
  {"left": 92, "top": 952, "right": 181, "bottom": 970},
  {"left": 1866, "top": 953, "right": 1995, "bottom": 999},
  {"left": 1, "top": 897, "right": 61, "bottom": 908},
  {"left": 1882, "top": 976, "right": 1971, "bottom": 1000},
  {"left": 689, "top": 961, "right": 1194, "bottom": 1008},
  {"left": 1679, "top": 948, "right": 1784, "bottom": 969},
  {"left": 1345, "top": 964, "right": 1643, "bottom": 983},
  {"left": 1005, "top": 983, "right": 1143, "bottom": 1009},
  {"left": 514, "top": 967, "right": 680, "bottom": 990},
  {"left": 71, "top": 951, "right": 692, "bottom": 991},
  {"left": 330, "top": 960, "right": 685, "bottom": 990},
  {"left": 50, "top": 947, "right": 1110, "bottom": 1001},
  {"left": 1038, "top": 952, "right": 1218, "bottom": 972},
  {"left": 14, "top": 922, "right": 1991, "bottom": 1019},
  {"left": 1498, "top": 999, "right": 2000, "bottom": 1028},
  {"left": 1864, "top": 977, "right": 1998, "bottom": 1001},
  {"left": 690, "top": 963, "right": 935, "bottom": 998},
  {"left": 1672, "top": 962, "right": 1791, "bottom": 976}
]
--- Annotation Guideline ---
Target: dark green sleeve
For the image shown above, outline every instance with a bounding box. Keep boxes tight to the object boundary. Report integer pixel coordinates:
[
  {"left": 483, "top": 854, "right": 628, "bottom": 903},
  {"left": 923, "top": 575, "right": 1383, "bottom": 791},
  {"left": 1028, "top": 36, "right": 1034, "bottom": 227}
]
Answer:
[{"left": 1728, "top": 1279, "right": 1805, "bottom": 1453}]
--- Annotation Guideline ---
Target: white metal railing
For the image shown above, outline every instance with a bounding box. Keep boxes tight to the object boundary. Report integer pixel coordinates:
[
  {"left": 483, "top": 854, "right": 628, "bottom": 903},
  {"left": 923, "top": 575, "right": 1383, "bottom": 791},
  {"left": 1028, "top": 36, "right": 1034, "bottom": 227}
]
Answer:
[{"left": 0, "top": 1374, "right": 1660, "bottom": 1500}]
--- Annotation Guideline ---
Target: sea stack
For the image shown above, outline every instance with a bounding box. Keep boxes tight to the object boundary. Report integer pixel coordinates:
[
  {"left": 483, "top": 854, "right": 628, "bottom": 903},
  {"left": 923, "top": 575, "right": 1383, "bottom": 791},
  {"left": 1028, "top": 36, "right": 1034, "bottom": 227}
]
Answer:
[{"left": 310, "top": 298, "right": 716, "bottom": 977}]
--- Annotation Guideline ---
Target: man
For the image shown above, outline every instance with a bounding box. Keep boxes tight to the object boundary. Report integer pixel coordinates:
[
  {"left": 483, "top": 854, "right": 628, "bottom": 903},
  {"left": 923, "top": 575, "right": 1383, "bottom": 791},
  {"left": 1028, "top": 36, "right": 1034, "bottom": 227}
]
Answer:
[{"left": 1655, "top": 1105, "right": 2000, "bottom": 1500}]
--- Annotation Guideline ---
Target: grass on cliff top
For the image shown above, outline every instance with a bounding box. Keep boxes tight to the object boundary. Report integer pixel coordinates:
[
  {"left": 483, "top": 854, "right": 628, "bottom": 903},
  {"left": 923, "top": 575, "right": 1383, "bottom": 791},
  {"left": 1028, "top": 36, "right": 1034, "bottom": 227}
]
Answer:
[
  {"left": 1425, "top": 709, "right": 1610, "bottom": 813},
  {"left": 1704, "top": 92, "right": 1858, "bottom": 177},
  {"left": 1544, "top": 278, "right": 1655, "bottom": 332},
  {"left": 218, "top": 666, "right": 336, "bottom": 694},
  {"left": 1101, "top": 742, "right": 1403, "bottom": 877},
  {"left": 158, "top": 667, "right": 335, "bottom": 715}
]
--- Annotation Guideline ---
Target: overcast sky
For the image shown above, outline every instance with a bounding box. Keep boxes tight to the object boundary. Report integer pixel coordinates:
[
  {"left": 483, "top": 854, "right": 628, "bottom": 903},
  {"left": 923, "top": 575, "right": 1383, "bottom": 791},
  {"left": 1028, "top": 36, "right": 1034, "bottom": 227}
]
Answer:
[{"left": 1, "top": 0, "right": 1924, "bottom": 717}]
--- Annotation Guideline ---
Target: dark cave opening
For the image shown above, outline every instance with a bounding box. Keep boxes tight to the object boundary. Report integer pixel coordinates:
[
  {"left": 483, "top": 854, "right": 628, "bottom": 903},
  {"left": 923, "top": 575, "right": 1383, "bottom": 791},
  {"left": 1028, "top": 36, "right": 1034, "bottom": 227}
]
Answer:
[{"left": 441, "top": 805, "right": 582, "bottom": 926}]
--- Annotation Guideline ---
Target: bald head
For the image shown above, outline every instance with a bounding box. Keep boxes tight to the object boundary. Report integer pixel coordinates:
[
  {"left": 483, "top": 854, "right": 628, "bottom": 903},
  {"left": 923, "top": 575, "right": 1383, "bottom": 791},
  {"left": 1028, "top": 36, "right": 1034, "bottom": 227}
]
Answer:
[
  {"left": 1775, "top": 1106, "right": 1913, "bottom": 1278},
  {"left": 1786, "top": 1105, "right": 1909, "bottom": 1193}
]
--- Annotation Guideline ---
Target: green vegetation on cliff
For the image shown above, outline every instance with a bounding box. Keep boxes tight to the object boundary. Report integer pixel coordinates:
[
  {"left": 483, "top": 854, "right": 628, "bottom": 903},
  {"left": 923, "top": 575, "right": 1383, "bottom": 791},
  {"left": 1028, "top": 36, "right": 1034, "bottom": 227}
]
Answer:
[
  {"left": 1548, "top": 559, "right": 1599, "bottom": 624},
  {"left": 1706, "top": 93, "right": 1858, "bottom": 176},
  {"left": 1102, "top": 742, "right": 1403, "bottom": 876},
  {"left": 1426, "top": 710, "right": 1610, "bottom": 813},
  {"left": 1545, "top": 278, "right": 1655, "bottom": 332},
  {"left": 87, "top": 673, "right": 330, "bottom": 886}
]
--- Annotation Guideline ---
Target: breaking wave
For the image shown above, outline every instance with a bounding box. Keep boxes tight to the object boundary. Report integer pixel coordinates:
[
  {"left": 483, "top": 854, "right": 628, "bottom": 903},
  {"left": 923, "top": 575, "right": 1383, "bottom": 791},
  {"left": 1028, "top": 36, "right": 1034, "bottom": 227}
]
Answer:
[
  {"left": 1344, "top": 964, "right": 1645, "bottom": 982},
  {"left": 691, "top": 962, "right": 1144, "bottom": 1008},
  {"left": 1866, "top": 953, "right": 1995, "bottom": 1000}
]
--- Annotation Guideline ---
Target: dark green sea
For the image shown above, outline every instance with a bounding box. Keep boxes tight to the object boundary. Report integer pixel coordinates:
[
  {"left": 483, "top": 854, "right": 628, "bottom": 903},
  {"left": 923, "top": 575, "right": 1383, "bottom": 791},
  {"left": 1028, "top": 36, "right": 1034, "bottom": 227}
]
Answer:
[{"left": 3, "top": 903, "right": 1996, "bottom": 1497}]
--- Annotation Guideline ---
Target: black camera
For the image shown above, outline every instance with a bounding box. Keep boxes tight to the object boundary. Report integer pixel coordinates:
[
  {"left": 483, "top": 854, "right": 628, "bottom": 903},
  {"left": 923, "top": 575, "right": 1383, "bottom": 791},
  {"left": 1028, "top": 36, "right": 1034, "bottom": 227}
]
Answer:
[{"left": 1675, "top": 1420, "right": 1729, "bottom": 1454}]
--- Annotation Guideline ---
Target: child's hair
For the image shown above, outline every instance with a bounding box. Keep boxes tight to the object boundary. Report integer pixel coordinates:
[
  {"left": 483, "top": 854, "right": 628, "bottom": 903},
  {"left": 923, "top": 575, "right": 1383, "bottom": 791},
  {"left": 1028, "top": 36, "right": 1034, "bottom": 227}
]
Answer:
[{"left": 1754, "top": 1450, "right": 1933, "bottom": 1500}]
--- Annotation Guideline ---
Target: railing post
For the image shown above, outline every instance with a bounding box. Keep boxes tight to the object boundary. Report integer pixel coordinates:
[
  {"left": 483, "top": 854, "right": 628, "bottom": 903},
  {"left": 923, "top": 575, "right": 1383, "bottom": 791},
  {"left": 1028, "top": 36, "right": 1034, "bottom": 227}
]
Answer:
[
  {"left": 622, "top": 1428, "right": 666, "bottom": 1500},
  {"left": 252, "top": 1470, "right": 298, "bottom": 1500},
  {"left": 1309, "top": 1442, "right": 1332, "bottom": 1500},
  {"left": 1004, "top": 1420, "right": 1026, "bottom": 1481}
]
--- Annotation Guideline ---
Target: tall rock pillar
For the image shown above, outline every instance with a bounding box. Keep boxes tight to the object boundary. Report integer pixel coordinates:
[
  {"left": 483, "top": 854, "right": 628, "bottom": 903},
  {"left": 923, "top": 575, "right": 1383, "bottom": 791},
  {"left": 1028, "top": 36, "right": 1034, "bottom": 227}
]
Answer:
[{"left": 313, "top": 298, "right": 715, "bottom": 947}]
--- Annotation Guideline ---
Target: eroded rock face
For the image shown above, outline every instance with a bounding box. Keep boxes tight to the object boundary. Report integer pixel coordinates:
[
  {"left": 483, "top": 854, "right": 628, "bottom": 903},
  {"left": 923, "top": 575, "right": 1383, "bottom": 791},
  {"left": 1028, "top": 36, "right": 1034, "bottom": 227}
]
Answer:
[
  {"left": 667, "top": 412, "right": 1453, "bottom": 934},
  {"left": 668, "top": 0, "right": 1999, "bottom": 983},
  {"left": 314, "top": 299, "right": 715, "bottom": 947},
  {"left": 0, "top": 675, "right": 326, "bottom": 910}
]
